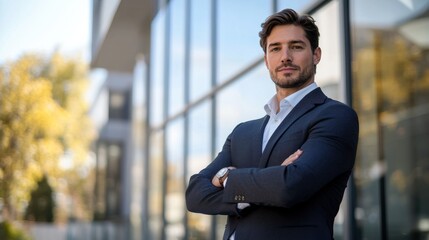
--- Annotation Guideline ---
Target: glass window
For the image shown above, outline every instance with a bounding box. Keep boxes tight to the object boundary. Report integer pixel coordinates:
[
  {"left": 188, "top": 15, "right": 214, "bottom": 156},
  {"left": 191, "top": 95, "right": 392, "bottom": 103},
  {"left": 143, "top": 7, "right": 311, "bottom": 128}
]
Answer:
[
  {"left": 106, "top": 142, "right": 123, "bottom": 218},
  {"left": 215, "top": 62, "right": 273, "bottom": 238},
  {"left": 148, "top": 130, "right": 164, "bottom": 240},
  {"left": 94, "top": 142, "right": 107, "bottom": 220},
  {"left": 351, "top": 0, "right": 429, "bottom": 239},
  {"left": 189, "top": 0, "right": 211, "bottom": 102},
  {"left": 165, "top": 117, "right": 186, "bottom": 239},
  {"left": 216, "top": 63, "right": 272, "bottom": 151},
  {"left": 187, "top": 100, "right": 212, "bottom": 239},
  {"left": 311, "top": 3, "right": 348, "bottom": 238},
  {"left": 311, "top": 0, "right": 343, "bottom": 102},
  {"left": 168, "top": 0, "right": 186, "bottom": 116},
  {"left": 109, "top": 91, "right": 130, "bottom": 120},
  {"left": 150, "top": 9, "right": 166, "bottom": 125},
  {"left": 217, "top": 0, "right": 271, "bottom": 83},
  {"left": 130, "top": 58, "right": 146, "bottom": 240}
]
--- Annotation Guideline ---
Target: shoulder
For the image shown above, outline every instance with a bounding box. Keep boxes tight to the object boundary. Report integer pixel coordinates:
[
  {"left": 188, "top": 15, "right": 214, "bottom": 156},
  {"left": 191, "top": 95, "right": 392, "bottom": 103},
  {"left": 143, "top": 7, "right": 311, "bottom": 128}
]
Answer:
[
  {"left": 323, "top": 98, "right": 358, "bottom": 118},
  {"left": 230, "top": 116, "right": 267, "bottom": 135},
  {"left": 313, "top": 98, "right": 359, "bottom": 136},
  {"left": 307, "top": 88, "right": 358, "bottom": 122},
  {"left": 237, "top": 116, "right": 266, "bottom": 127}
]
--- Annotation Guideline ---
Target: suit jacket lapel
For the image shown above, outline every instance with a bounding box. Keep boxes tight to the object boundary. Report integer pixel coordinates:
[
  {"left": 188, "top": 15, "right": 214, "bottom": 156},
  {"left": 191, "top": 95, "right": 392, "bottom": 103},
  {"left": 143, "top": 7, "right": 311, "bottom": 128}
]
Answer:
[
  {"left": 258, "top": 88, "right": 327, "bottom": 168},
  {"left": 251, "top": 115, "right": 269, "bottom": 164}
]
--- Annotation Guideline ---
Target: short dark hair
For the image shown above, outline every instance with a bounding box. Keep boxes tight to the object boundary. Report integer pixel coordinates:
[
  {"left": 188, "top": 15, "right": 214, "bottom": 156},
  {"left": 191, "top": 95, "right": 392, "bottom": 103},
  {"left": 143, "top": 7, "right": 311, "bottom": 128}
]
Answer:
[{"left": 259, "top": 8, "right": 320, "bottom": 54}]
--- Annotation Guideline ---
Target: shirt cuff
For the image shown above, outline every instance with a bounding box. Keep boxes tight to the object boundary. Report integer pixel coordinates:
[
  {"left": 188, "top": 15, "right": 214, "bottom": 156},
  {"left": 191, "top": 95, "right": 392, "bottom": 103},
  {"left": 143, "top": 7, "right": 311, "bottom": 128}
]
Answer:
[
  {"left": 237, "top": 203, "right": 250, "bottom": 210},
  {"left": 223, "top": 177, "right": 228, "bottom": 188}
]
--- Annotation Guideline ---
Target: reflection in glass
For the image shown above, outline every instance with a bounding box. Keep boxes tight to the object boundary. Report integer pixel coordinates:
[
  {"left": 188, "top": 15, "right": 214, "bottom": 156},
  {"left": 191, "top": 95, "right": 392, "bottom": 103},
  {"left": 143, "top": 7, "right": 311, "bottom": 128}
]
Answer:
[
  {"left": 311, "top": 0, "right": 343, "bottom": 102},
  {"left": 130, "top": 56, "right": 146, "bottom": 240},
  {"left": 216, "top": 63, "right": 272, "bottom": 151},
  {"left": 352, "top": 0, "right": 429, "bottom": 239},
  {"left": 168, "top": 0, "right": 186, "bottom": 116},
  {"left": 148, "top": 131, "right": 164, "bottom": 240},
  {"left": 166, "top": 117, "right": 186, "bottom": 239},
  {"left": 217, "top": 0, "right": 270, "bottom": 83},
  {"left": 311, "top": 2, "right": 349, "bottom": 239},
  {"left": 150, "top": 9, "right": 166, "bottom": 126},
  {"left": 189, "top": 0, "right": 211, "bottom": 102}
]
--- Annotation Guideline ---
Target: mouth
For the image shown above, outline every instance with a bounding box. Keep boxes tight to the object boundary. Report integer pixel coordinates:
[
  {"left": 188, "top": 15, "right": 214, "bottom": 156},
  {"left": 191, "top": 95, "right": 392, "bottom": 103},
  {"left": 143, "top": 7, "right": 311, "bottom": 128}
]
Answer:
[{"left": 277, "top": 65, "right": 298, "bottom": 73}]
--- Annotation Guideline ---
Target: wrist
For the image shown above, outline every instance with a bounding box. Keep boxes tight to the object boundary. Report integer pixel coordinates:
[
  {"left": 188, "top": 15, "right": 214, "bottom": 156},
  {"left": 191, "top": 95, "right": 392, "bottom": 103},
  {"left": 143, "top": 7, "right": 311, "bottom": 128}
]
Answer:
[{"left": 214, "top": 167, "right": 232, "bottom": 188}]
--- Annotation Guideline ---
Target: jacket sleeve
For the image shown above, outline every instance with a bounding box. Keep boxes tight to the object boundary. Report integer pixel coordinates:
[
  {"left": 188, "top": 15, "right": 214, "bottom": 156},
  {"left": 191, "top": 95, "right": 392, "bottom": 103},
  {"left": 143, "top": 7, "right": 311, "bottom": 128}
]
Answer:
[
  {"left": 185, "top": 129, "right": 242, "bottom": 216},
  {"left": 222, "top": 104, "right": 359, "bottom": 208}
]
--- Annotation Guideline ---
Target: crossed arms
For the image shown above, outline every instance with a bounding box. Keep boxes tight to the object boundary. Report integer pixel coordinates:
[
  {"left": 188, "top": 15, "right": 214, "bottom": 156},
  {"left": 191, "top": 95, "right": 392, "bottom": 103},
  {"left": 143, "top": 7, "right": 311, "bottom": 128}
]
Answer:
[{"left": 186, "top": 103, "right": 359, "bottom": 215}]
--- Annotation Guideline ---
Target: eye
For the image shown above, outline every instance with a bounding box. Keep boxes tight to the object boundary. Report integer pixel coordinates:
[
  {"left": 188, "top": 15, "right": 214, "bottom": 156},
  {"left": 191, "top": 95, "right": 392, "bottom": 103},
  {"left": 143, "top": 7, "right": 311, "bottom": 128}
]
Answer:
[
  {"left": 291, "top": 45, "right": 303, "bottom": 50},
  {"left": 269, "top": 47, "right": 280, "bottom": 52}
]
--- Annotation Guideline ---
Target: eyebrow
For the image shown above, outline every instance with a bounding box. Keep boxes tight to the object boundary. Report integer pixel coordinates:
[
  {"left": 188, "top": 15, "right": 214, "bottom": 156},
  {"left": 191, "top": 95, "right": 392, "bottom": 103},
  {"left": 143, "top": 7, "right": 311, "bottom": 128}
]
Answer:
[
  {"left": 267, "top": 42, "right": 282, "bottom": 49},
  {"left": 289, "top": 40, "right": 306, "bottom": 45},
  {"left": 267, "top": 40, "right": 306, "bottom": 48}
]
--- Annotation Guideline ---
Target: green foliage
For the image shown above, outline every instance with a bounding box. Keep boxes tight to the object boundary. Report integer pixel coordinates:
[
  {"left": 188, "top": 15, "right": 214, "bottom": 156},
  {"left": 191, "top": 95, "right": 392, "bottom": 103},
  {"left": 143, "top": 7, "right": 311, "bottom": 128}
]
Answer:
[
  {"left": 24, "top": 175, "right": 55, "bottom": 222},
  {"left": 0, "top": 221, "right": 30, "bottom": 240}
]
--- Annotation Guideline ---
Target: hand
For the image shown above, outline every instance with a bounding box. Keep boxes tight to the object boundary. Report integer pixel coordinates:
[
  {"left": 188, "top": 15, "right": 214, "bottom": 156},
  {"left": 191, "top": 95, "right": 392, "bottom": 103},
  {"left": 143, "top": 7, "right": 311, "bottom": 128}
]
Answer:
[
  {"left": 212, "top": 174, "right": 222, "bottom": 188},
  {"left": 281, "top": 149, "right": 303, "bottom": 166}
]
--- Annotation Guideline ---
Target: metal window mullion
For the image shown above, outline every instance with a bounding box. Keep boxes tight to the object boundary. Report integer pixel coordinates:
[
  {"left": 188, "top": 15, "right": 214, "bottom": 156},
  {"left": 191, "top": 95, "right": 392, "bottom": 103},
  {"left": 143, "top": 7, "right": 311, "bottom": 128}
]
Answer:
[
  {"left": 143, "top": 54, "right": 151, "bottom": 240},
  {"left": 161, "top": 3, "right": 172, "bottom": 240},
  {"left": 183, "top": 0, "right": 191, "bottom": 239},
  {"left": 338, "top": 0, "right": 357, "bottom": 239},
  {"left": 209, "top": 0, "right": 218, "bottom": 239}
]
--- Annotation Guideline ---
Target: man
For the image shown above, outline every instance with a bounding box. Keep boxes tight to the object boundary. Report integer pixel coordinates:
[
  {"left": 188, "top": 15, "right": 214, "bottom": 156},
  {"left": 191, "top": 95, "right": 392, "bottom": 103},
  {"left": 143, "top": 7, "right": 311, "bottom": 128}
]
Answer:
[{"left": 186, "top": 8, "right": 359, "bottom": 240}]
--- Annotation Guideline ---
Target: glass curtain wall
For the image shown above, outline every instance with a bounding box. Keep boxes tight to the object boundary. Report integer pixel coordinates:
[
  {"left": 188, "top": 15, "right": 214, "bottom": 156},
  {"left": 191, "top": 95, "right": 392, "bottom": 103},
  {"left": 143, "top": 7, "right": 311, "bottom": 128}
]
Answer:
[
  {"left": 216, "top": 1, "right": 272, "bottom": 237},
  {"left": 187, "top": 102, "right": 212, "bottom": 239},
  {"left": 149, "top": 5, "right": 166, "bottom": 240},
  {"left": 165, "top": 117, "right": 186, "bottom": 239},
  {"left": 147, "top": 0, "right": 347, "bottom": 239},
  {"left": 217, "top": 0, "right": 271, "bottom": 84},
  {"left": 189, "top": 0, "right": 211, "bottom": 102},
  {"left": 351, "top": 0, "right": 429, "bottom": 239},
  {"left": 130, "top": 58, "right": 146, "bottom": 240},
  {"left": 310, "top": 1, "right": 348, "bottom": 239},
  {"left": 187, "top": 0, "right": 213, "bottom": 239},
  {"left": 165, "top": 0, "right": 187, "bottom": 239},
  {"left": 136, "top": 0, "right": 429, "bottom": 238}
]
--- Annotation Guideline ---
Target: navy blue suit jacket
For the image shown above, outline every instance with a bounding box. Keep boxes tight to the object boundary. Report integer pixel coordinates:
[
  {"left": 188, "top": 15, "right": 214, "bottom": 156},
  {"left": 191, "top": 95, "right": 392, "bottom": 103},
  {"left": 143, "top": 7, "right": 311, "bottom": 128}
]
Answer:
[{"left": 186, "top": 88, "right": 359, "bottom": 240}]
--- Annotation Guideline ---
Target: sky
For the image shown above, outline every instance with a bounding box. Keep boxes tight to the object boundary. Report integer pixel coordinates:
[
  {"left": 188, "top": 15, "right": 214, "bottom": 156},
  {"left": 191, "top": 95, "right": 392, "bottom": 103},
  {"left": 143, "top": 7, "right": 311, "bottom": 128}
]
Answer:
[
  {"left": 0, "top": 0, "right": 107, "bottom": 104},
  {"left": 0, "top": 0, "right": 91, "bottom": 64}
]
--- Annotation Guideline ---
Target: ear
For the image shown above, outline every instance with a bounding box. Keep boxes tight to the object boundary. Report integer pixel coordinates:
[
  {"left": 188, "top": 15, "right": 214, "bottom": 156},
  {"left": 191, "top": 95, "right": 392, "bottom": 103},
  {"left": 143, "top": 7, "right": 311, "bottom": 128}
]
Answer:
[{"left": 313, "top": 47, "right": 321, "bottom": 65}]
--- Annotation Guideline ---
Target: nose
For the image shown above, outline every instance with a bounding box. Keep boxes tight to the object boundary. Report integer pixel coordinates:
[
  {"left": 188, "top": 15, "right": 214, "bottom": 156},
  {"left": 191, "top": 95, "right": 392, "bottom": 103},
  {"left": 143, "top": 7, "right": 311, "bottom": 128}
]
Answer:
[{"left": 281, "top": 49, "right": 292, "bottom": 63}]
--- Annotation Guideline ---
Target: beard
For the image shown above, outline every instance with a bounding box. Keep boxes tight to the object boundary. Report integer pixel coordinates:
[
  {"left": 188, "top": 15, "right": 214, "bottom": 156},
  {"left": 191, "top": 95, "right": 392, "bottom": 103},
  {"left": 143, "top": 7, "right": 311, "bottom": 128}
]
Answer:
[{"left": 270, "top": 63, "right": 315, "bottom": 89}]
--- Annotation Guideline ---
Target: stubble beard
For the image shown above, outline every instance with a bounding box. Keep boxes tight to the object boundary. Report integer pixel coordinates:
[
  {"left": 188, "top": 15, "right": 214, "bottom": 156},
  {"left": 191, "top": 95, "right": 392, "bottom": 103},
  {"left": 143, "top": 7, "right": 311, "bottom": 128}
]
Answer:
[{"left": 270, "top": 64, "right": 315, "bottom": 89}]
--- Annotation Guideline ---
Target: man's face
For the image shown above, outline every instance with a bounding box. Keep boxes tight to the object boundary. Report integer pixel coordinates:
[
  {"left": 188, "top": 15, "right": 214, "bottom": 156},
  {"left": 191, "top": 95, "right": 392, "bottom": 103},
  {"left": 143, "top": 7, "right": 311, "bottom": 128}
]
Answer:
[{"left": 264, "top": 24, "right": 321, "bottom": 91}]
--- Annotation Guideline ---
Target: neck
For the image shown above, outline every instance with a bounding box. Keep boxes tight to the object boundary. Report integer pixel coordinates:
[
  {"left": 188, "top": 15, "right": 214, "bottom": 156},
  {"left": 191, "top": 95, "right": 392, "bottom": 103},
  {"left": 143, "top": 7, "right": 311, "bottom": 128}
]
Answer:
[{"left": 276, "top": 80, "right": 314, "bottom": 102}]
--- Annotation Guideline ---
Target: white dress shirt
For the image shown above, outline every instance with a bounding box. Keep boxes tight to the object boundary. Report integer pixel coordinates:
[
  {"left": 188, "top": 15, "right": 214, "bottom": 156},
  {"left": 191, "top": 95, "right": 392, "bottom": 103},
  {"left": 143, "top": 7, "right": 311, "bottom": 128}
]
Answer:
[{"left": 262, "top": 83, "right": 318, "bottom": 151}]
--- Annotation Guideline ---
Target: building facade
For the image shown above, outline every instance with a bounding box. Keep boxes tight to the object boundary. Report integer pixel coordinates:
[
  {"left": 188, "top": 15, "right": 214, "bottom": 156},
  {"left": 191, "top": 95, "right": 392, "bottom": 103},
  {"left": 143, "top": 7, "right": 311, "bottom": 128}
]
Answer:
[{"left": 90, "top": 0, "right": 429, "bottom": 239}]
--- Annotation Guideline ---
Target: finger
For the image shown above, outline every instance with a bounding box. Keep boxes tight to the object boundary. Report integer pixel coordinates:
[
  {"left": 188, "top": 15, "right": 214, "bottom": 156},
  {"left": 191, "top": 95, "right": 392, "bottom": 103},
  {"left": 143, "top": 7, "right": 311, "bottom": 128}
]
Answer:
[{"left": 282, "top": 150, "right": 303, "bottom": 166}]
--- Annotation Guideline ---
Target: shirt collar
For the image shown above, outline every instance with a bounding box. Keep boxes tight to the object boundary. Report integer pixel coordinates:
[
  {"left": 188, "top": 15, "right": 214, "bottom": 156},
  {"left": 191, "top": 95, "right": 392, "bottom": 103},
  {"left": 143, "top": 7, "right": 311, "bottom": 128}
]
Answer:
[{"left": 264, "top": 82, "right": 318, "bottom": 115}]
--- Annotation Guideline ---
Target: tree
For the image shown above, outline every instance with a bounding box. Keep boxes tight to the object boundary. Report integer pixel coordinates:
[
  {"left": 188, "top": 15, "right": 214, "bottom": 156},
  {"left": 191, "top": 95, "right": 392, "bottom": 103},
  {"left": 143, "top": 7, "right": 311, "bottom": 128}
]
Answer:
[
  {"left": 24, "top": 175, "right": 55, "bottom": 222},
  {"left": 42, "top": 52, "right": 95, "bottom": 222},
  {"left": 0, "top": 220, "right": 30, "bottom": 240},
  {"left": 0, "top": 53, "right": 94, "bottom": 221}
]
